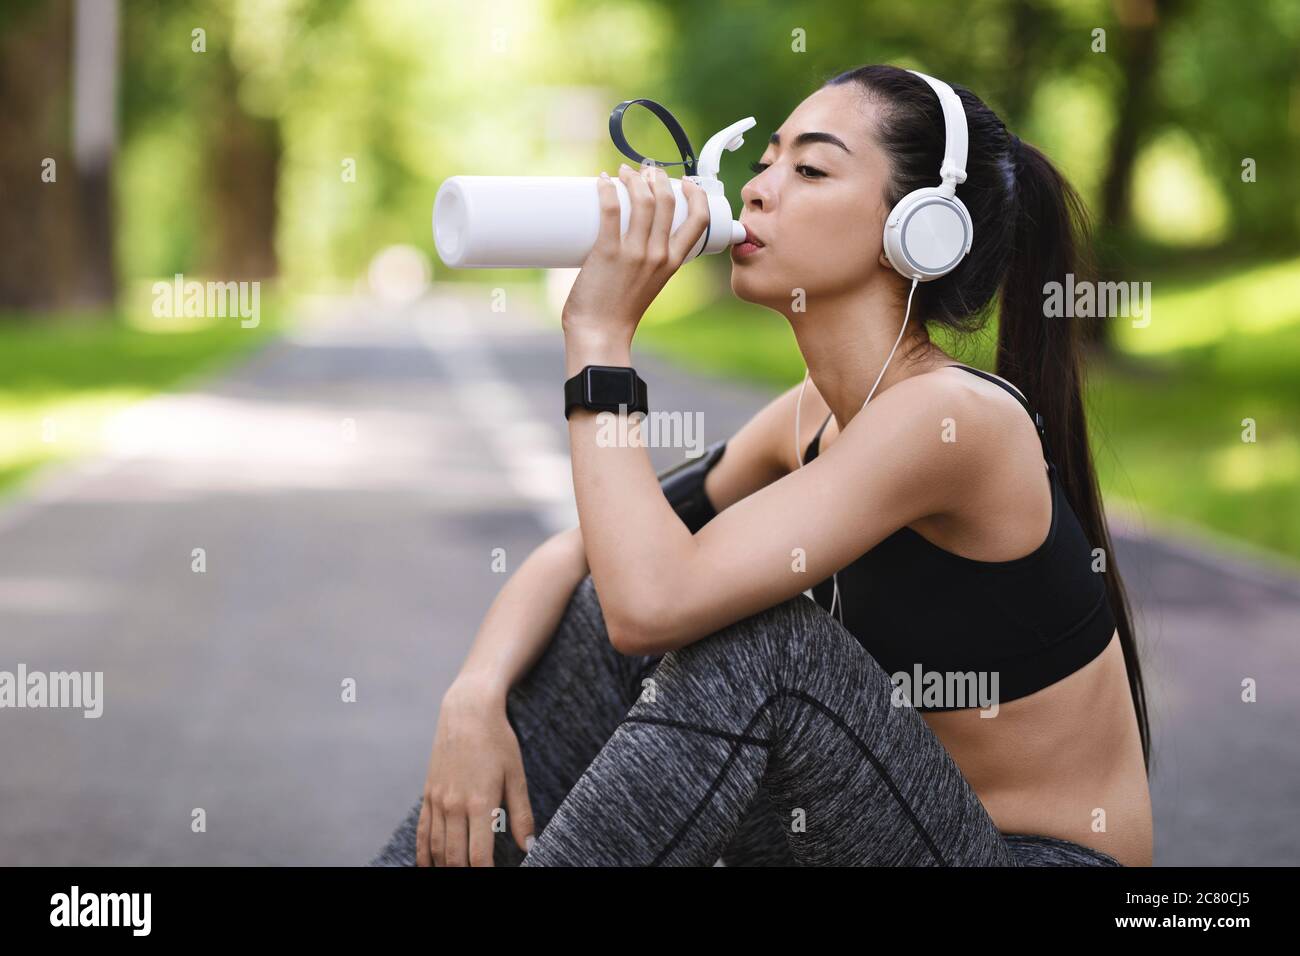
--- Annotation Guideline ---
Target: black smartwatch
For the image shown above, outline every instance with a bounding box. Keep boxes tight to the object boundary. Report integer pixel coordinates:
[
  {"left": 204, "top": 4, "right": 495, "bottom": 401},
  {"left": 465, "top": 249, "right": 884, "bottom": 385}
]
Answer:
[{"left": 564, "top": 365, "right": 649, "bottom": 420}]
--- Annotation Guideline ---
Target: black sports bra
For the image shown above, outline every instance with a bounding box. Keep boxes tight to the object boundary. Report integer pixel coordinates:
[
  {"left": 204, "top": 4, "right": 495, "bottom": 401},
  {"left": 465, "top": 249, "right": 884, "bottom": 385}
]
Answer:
[{"left": 802, "top": 364, "right": 1117, "bottom": 711}]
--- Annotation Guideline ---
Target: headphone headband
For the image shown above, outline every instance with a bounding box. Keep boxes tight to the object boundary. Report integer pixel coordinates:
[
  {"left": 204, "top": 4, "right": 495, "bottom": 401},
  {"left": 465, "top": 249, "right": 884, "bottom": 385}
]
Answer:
[
  {"left": 881, "top": 68, "right": 974, "bottom": 282},
  {"left": 906, "top": 70, "right": 968, "bottom": 194}
]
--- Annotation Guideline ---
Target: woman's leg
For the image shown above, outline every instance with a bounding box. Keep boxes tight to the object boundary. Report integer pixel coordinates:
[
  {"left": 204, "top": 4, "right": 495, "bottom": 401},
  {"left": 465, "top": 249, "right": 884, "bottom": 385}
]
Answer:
[
  {"left": 521, "top": 591, "right": 1021, "bottom": 867},
  {"left": 1003, "top": 833, "right": 1124, "bottom": 866},
  {"left": 714, "top": 783, "right": 801, "bottom": 866},
  {"left": 368, "top": 574, "right": 797, "bottom": 866}
]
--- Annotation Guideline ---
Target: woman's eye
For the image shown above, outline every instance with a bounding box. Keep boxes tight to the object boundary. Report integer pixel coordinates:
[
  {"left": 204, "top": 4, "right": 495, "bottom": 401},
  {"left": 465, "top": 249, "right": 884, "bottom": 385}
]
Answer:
[{"left": 747, "top": 159, "right": 824, "bottom": 179}]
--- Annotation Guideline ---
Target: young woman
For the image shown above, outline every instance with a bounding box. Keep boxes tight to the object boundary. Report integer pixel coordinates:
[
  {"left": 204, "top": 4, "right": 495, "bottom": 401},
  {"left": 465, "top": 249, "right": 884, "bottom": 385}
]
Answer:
[{"left": 372, "top": 63, "right": 1153, "bottom": 867}]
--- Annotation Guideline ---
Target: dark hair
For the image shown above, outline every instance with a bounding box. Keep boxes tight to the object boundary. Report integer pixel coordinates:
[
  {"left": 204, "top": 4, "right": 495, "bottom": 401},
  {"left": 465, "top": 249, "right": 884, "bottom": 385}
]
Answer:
[{"left": 823, "top": 64, "right": 1151, "bottom": 773}]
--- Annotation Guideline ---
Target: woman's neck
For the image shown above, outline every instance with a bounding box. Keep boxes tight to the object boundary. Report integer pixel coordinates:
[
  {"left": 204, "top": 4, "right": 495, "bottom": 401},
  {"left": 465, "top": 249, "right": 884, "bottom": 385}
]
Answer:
[{"left": 787, "top": 281, "right": 946, "bottom": 430}]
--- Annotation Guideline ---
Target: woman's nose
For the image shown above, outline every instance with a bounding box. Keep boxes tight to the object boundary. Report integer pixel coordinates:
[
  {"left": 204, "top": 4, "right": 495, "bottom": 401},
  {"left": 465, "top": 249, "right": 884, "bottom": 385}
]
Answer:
[{"left": 740, "top": 176, "right": 769, "bottom": 212}]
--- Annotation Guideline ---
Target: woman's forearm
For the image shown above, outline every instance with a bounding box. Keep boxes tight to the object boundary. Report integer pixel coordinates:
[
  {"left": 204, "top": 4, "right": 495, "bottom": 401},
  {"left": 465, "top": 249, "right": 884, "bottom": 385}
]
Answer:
[
  {"left": 446, "top": 526, "right": 590, "bottom": 709},
  {"left": 563, "top": 333, "right": 695, "bottom": 645}
]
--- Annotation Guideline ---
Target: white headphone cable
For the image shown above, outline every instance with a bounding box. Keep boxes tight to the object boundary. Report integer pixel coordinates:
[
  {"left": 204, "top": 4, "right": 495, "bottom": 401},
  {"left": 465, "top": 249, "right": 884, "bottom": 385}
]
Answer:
[
  {"left": 799, "top": 277, "right": 920, "bottom": 625},
  {"left": 794, "top": 366, "right": 811, "bottom": 468}
]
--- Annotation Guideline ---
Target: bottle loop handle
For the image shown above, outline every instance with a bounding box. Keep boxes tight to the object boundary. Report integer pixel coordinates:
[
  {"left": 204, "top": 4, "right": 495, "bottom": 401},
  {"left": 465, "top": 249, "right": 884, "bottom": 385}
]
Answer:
[{"left": 608, "top": 98, "right": 698, "bottom": 177}]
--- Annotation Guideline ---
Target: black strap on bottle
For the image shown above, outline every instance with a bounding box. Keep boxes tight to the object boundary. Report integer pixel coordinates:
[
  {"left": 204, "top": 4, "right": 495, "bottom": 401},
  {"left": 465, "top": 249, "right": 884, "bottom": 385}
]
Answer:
[{"left": 608, "top": 99, "right": 698, "bottom": 176}]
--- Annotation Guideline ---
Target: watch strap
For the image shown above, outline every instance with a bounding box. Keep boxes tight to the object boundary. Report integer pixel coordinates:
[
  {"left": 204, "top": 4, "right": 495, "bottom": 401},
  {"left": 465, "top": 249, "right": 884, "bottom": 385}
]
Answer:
[{"left": 564, "top": 365, "right": 649, "bottom": 419}]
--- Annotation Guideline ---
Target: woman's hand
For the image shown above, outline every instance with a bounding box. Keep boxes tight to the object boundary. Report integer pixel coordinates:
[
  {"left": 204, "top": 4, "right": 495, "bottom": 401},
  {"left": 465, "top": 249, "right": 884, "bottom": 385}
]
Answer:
[
  {"left": 415, "top": 677, "right": 535, "bottom": 867},
  {"left": 561, "top": 163, "right": 711, "bottom": 353}
]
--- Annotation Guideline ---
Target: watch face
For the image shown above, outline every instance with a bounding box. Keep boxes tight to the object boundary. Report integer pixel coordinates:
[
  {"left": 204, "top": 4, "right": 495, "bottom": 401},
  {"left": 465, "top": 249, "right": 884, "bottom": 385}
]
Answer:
[{"left": 587, "top": 367, "right": 636, "bottom": 407}]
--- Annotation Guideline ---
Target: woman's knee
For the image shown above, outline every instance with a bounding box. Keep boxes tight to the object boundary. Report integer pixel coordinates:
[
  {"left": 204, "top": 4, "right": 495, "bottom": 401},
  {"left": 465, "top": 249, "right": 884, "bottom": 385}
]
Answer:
[
  {"left": 526, "top": 574, "right": 621, "bottom": 677},
  {"left": 557, "top": 574, "right": 610, "bottom": 644},
  {"left": 657, "top": 592, "right": 864, "bottom": 692},
  {"left": 509, "top": 573, "right": 653, "bottom": 717}
]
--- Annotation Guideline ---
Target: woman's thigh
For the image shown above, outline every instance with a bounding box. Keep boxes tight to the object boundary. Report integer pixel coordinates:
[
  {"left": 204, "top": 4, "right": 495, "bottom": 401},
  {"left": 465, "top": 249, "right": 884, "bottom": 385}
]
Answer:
[{"left": 523, "top": 592, "right": 1021, "bottom": 866}]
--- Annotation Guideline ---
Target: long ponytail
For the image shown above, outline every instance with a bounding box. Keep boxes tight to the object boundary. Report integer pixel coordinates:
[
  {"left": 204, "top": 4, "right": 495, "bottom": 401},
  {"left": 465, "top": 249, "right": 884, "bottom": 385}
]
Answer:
[{"left": 998, "top": 140, "right": 1152, "bottom": 774}]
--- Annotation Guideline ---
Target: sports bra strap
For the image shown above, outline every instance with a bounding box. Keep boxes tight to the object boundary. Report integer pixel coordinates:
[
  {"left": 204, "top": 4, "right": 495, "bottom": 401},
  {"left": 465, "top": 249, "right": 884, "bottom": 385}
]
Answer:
[
  {"left": 804, "top": 365, "right": 1058, "bottom": 476},
  {"left": 947, "top": 364, "right": 1056, "bottom": 475}
]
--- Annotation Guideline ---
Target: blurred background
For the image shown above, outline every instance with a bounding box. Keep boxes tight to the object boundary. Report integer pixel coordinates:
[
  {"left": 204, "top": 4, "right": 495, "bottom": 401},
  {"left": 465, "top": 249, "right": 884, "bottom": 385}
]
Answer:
[
  {"left": 4, "top": 0, "right": 1299, "bottom": 552},
  {"left": 1, "top": 0, "right": 1297, "bottom": 866}
]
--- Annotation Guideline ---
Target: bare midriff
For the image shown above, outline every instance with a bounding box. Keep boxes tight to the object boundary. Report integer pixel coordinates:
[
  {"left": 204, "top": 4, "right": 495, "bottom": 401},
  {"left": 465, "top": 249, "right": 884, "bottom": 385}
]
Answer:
[{"left": 920, "top": 630, "right": 1154, "bottom": 867}]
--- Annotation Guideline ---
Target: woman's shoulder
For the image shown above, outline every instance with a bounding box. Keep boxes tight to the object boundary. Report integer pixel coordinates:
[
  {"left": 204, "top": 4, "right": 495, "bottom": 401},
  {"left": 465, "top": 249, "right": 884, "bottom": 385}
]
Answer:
[
  {"left": 824, "top": 365, "right": 1036, "bottom": 499},
  {"left": 715, "top": 363, "right": 1032, "bottom": 501},
  {"left": 745, "top": 367, "right": 982, "bottom": 475},
  {"left": 845, "top": 364, "right": 1032, "bottom": 441},
  {"left": 824, "top": 365, "right": 982, "bottom": 451}
]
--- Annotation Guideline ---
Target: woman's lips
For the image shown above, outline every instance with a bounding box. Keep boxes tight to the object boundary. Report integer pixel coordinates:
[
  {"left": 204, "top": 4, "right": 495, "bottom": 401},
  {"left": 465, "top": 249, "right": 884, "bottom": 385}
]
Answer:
[{"left": 732, "top": 224, "right": 766, "bottom": 261}]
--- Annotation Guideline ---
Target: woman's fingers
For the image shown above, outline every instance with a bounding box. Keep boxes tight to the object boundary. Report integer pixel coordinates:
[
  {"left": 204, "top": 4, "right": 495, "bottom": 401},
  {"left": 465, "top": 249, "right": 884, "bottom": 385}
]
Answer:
[
  {"left": 468, "top": 807, "right": 496, "bottom": 867},
  {"left": 603, "top": 164, "right": 701, "bottom": 272},
  {"left": 427, "top": 802, "right": 446, "bottom": 867},
  {"left": 442, "top": 809, "right": 469, "bottom": 867},
  {"left": 646, "top": 165, "right": 676, "bottom": 268},
  {"left": 618, "top": 163, "right": 654, "bottom": 253},
  {"left": 504, "top": 762, "right": 536, "bottom": 854},
  {"left": 593, "top": 172, "right": 622, "bottom": 256},
  {"left": 668, "top": 176, "right": 712, "bottom": 266}
]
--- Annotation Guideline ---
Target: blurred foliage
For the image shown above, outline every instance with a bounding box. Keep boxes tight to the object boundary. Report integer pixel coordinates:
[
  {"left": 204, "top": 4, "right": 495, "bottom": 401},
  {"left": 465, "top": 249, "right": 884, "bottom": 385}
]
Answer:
[
  {"left": 79, "top": 0, "right": 1300, "bottom": 287},
  {"left": 2, "top": 0, "right": 1298, "bottom": 554}
]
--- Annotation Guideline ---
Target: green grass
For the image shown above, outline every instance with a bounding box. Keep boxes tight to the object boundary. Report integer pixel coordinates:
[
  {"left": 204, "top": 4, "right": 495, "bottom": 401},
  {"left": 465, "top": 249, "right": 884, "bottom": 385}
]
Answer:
[
  {"left": 637, "top": 259, "right": 1300, "bottom": 562},
  {"left": 0, "top": 307, "right": 277, "bottom": 497}
]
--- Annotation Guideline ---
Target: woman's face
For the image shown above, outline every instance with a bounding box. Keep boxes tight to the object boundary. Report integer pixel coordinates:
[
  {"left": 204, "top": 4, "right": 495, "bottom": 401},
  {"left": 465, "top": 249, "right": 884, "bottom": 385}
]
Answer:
[{"left": 731, "top": 84, "right": 894, "bottom": 309}]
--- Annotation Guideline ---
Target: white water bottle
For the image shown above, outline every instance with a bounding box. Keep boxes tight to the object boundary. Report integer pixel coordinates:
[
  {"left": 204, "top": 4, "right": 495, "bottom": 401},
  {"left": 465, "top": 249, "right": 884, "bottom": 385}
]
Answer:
[{"left": 433, "top": 115, "right": 755, "bottom": 269}]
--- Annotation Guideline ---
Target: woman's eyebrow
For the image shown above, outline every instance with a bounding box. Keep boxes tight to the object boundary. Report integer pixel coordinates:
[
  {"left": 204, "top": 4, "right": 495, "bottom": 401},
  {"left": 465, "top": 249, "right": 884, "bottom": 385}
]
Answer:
[{"left": 767, "top": 130, "right": 853, "bottom": 154}]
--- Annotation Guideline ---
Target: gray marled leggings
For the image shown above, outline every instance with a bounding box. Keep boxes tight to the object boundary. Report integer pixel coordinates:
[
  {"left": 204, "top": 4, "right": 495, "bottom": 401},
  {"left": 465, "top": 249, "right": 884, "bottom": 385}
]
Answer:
[{"left": 371, "top": 574, "right": 1123, "bottom": 867}]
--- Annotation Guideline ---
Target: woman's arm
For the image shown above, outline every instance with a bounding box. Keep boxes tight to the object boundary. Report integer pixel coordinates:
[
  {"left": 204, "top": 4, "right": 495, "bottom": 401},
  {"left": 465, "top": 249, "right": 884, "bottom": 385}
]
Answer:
[
  {"left": 561, "top": 164, "right": 980, "bottom": 656},
  {"left": 447, "top": 379, "right": 802, "bottom": 704},
  {"left": 567, "top": 364, "right": 974, "bottom": 655}
]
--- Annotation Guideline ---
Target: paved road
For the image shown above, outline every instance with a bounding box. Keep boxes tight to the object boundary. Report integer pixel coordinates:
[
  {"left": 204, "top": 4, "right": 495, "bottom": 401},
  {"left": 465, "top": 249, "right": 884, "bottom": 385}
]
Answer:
[{"left": 0, "top": 287, "right": 1296, "bottom": 865}]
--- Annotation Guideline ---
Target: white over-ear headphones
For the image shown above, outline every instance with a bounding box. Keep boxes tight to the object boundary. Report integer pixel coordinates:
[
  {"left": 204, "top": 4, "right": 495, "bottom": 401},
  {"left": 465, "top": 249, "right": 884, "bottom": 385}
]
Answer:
[
  {"left": 881, "top": 70, "right": 973, "bottom": 282},
  {"left": 796, "top": 69, "right": 972, "bottom": 624}
]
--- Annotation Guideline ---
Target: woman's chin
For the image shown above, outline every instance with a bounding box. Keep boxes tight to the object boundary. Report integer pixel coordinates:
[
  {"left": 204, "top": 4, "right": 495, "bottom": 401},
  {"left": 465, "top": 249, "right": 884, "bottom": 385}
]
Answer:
[
  {"left": 729, "top": 276, "right": 783, "bottom": 310},
  {"left": 729, "top": 269, "right": 771, "bottom": 305}
]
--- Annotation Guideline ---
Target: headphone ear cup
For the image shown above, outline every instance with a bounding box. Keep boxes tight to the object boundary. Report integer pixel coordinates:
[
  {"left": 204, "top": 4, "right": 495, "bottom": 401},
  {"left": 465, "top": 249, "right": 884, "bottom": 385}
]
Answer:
[{"left": 883, "top": 188, "right": 973, "bottom": 281}]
